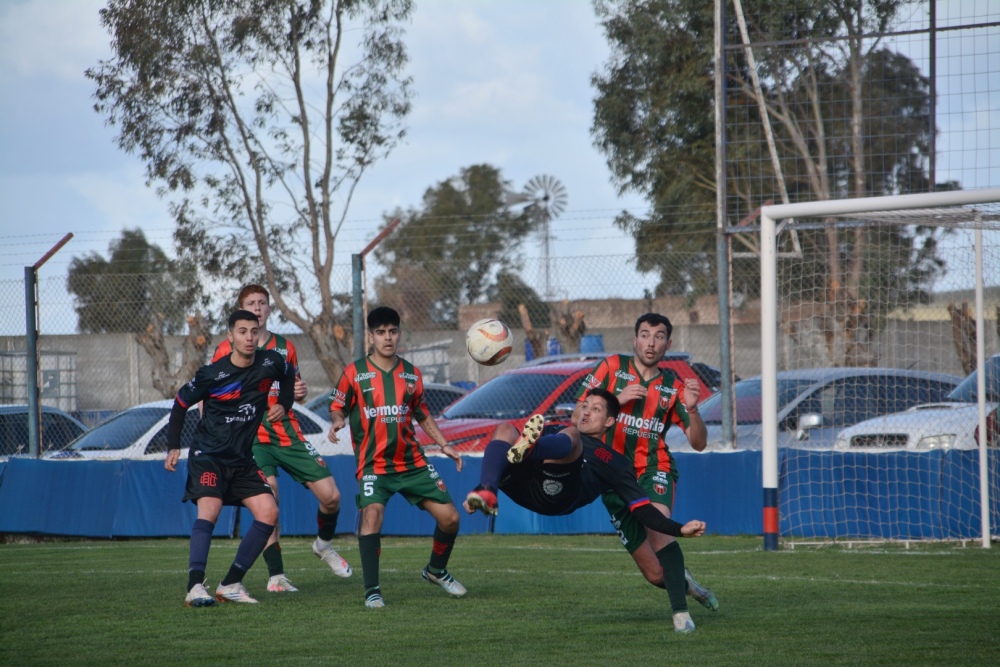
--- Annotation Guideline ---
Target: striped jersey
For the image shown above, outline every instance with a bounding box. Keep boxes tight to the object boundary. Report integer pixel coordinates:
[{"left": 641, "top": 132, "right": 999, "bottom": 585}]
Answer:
[
  {"left": 330, "top": 356, "right": 432, "bottom": 480},
  {"left": 575, "top": 354, "right": 692, "bottom": 476},
  {"left": 212, "top": 333, "right": 307, "bottom": 447}
]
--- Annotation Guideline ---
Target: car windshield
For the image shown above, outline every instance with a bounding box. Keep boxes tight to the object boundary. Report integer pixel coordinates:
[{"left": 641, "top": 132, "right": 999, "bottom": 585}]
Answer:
[
  {"left": 68, "top": 407, "right": 170, "bottom": 451},
  {"left": 304, "top": 392, "right": 330, "bottom": 414},
  {"left": 697, "top": 378, "right": 820, "bottom": 424},
  {"left": 441, "top": 373, "right": 569, "bottom": 421},
  {"left": 945, "top": 357, "right": 1000, "bottom": 403}
]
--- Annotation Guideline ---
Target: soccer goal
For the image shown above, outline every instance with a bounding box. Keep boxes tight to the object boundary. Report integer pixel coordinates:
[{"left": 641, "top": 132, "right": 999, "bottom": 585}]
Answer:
[{"left": 759, "top": 188, "right": 1000, "bottom": 550}]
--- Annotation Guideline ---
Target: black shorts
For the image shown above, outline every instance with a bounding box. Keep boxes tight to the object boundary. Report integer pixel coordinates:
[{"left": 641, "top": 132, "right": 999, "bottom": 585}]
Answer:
[
  {"left": 500, "top": 458, "right": 583, "bottom": 516},
  {"left": 183, "top": 457, "right": 274, "bottom": 506}
]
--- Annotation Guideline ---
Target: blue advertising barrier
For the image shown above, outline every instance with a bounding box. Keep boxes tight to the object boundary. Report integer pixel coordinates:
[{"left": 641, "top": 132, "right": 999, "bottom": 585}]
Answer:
[{"left": 1, "top": 450, "right": 997, "bottom": 539}]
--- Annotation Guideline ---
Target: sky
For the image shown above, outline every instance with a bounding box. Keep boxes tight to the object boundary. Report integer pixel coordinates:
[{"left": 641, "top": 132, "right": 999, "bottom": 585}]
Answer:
[
  {"left": 0, "top": 0, "right": 649, "bottom": 308},
  {"left": 0, "top": 0, "right": 997, "bottom": 337}
]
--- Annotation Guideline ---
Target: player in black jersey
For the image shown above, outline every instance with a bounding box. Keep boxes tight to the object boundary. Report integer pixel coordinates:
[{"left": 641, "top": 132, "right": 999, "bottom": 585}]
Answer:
[
  {"left": 165, "top": 309, "right": 296, "bottom": 607},
  {"left": 463, "top": 388, "right": 706, "bottom": 540}
]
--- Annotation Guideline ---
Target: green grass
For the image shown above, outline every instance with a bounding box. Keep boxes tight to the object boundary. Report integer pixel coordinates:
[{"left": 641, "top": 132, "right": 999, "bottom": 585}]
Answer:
[{"left": 2, "top": 534, "right": 998, "bottom": 666}]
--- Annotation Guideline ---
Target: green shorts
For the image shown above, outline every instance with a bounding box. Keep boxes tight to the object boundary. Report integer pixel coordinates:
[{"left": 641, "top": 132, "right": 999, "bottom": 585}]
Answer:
[
  {"left": 252, "top": 440, "right": 332, "bottom": 485},
  {"left": 602, "top": 467, "right": 680, "bottom": 554},
  {"left": 355, "top": 464, "right": 453, "bottom": 510}
]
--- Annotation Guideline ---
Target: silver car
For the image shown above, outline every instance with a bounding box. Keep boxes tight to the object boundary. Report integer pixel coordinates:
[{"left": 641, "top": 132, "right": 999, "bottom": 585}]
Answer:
[
  {"left": 834, "top": 355, "right": 1000, "bottom": 451},
  {"left": 665, "top": 367, "right": 962, "bottom": 451}
]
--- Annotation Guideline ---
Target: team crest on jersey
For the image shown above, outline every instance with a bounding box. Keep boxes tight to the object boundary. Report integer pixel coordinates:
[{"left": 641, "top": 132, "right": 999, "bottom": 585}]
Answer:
[
  {"left": 543, "top": 479, "right": 563, "bottom": 496},
  {"left": 436, "top": 479, "right": 447, "bottom": 492},
  {"left": 654, "top": 483, "right": 667, "bottom": 496},
  {"left": 259, "top": 379, "right": 273, "bottom": 393},
  {"left": 404, "top": 381, "right": 416, "bottom": 398}
]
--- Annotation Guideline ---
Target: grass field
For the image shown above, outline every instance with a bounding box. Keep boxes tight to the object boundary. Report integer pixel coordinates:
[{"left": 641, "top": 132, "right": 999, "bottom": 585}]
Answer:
[{"left": 2, "top": 534, "right": 998, "bottom": 666}]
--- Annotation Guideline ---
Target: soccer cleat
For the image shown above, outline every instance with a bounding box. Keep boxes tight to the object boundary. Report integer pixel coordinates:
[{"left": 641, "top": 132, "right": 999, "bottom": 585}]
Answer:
[
  {"left": 464, "top": 485, "right": 499, "bottom": 516},
  {"left": 215, "top": 582, "right": 259, "bottom": 604},
  {"left": 266, "top": 574, "right": 299, "bottom": 593},
  {"left": 184, "top": 582, "right": 215, "bottom": 608},
  {"left": 507, "top": 414, "right": 545, "bottom": 463},
  {"left": 673, "top": 611, "right": 696, "bottom": 634},
  {"left": 685, "top": 568, "right": 719, "bottom": 612},
  {"left": 421, "top": 567, "right": 467, "bottom": 598},
  {"left": 312, "top": 539, "right": 354, "bottom": 578},
  {"left": 364, "top": 593, "right": 385, "bottom": 609}
]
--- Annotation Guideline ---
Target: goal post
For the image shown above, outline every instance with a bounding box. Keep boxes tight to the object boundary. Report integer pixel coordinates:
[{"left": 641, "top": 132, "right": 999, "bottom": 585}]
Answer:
[{"left": 760, "top": 187, "right": 1000, "bottom": 551}]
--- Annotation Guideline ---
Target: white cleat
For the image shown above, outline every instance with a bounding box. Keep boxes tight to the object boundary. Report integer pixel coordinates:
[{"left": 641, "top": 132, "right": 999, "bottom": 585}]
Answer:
[
  {"left": 215, "top": 582, "right": 259, "bottom": 604},
  {"left": 421, "top": 567, "right": 467, "bottom": 598},
  {"left": 184, "top": 582, "right": 215, "bottom": 608},
  {"left": 312, "top": 539, "right": 353, "bottom": 578},
  {"left": 673, "top": 611, "right": 696, "bottom": 634},
  {"left": 507, "top": 414, "right": 545, "bottom": 464},
  {"left": 266, "top": 574, "right": 299, "bottom": 593},
  {"left": 364, "top": 592, "right": 386, "bottom": 608}
]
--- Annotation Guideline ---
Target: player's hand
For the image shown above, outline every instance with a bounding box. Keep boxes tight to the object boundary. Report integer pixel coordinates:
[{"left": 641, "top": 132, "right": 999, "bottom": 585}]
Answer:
[
  {"left": 617, "top": 384, "right": 647, "bottom": 404},
  {"left": 267, "top": 404, "right": 287, "bottom": 423},
  {"left": 328, "top": 414, "right": 346, "bottom": 443},
  {"left": 441, "top": 444, "right": 462, "bottom": 472},
  {"left": 680, "top": 520, "right": 706, "bottom": 537},
  {"left": 682, "top": 378, "right": 701, "bottom": 411},
  {"left": 293, "top": 377, "right": 308, "bottom": 401},
  {"left": 164, "top": 449, "right": 180, "bottom": 472}
]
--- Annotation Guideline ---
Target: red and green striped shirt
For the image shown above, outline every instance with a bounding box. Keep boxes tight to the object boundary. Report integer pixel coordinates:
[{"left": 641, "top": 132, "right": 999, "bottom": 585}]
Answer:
[
  {"left": 575, "top": 354, "right": 692, "bottom": 477},
  {"left": 212, "top": 333, "right": 307, "bottom": 448},
  {"left": 330, "top": 356, "right": 431, "bottom": 480}
]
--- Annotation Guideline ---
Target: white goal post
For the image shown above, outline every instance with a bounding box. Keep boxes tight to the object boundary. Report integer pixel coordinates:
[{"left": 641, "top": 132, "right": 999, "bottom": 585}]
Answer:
[{"left": 760, "top": 187, "right": 1000, "bottom": 550}]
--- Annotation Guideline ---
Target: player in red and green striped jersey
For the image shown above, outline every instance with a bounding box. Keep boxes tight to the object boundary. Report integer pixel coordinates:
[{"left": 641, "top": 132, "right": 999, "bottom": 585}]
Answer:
[
  {"left": 211, "top": 284, "right": 352, "bottom": 594},
  {"left": 328, "top": 306, "right": 465, "bottom": 609},
  {"left": 573, "top": 313, "right": 717, "bottom": 634}
]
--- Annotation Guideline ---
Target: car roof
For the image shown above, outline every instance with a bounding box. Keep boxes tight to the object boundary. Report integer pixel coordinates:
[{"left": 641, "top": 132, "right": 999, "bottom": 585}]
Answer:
[
  {"left": 741, "top": 367, "right": 963, "bottom": 383},
  {"left": 520, "top": 351, "right": 692, "bottom": 368}
]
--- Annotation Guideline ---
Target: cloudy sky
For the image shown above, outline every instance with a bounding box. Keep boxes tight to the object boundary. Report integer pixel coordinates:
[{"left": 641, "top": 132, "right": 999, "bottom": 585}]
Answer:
[
  {"left": 0, "top": 0, "right": 997, "bottom": 336},
  {"left": 0, "top": 0, "right": 649, "bottom": 306}
]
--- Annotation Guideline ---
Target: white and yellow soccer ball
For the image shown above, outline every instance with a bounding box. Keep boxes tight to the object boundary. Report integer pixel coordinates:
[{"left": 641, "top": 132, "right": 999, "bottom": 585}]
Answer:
[{"left": 466, "top": 318, "right": 513, "bottom": 366}]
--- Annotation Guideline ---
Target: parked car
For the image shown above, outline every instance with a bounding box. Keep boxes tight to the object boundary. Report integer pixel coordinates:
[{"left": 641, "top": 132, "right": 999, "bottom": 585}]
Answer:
[
  {"left": 45, "top": 401, "right": 348, "bottom": 460},
  {"left": 304, "top": 382, "right": 467, "bottom": 419},
  {"left": 834, "top": 354, "right": 1000, "bottom": 451},
  {"left": 664, "top": 367, "right": 964, "bottom": 452},
  {"left": 0, "top": 404, "right": 88, "bottom": 458},
  {"left": 417, "top": 353, "right": 714, "bottom": 454}
]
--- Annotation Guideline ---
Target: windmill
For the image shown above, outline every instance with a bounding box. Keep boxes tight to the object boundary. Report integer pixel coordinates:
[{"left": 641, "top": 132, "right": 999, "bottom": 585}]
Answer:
[{"left": 505, "top": 175, "right": 568, "bottom": 300}]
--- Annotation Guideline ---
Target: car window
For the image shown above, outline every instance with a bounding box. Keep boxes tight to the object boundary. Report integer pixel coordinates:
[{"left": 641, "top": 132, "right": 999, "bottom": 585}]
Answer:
[
  {"left": 0, "top": 414, "right": 30, "bottom": 456},
  {"left": 40, "top": 413, "right": 86, "bottom": 451},
  {"left": 699, "top": 377, "right": 818, "bottom": 424},
  {"left": 69, "top": 407, "right": 170, "bottom": 452},
  {"left": 442, "top": 373, "right": 570, "bottom": 421},
  {"left": 147, "top": 410, "right": 201, "bottom": 454},
  {"left": 304, "top": 391, "right": 331, "bottom": 415},
  {"left": 946, "top": 357, "right": 1000, "bottom": 403},
  {"left": 295, "top": 411, "right": 323, "bottom": 435},
  {"left": 423, "top": 388, "right": 462, "bottom": 417}
]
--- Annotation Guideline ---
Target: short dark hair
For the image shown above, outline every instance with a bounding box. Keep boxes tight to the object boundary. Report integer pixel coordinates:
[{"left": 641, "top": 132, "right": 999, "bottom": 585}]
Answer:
[
  {"left": 228, "top": 309, "right": 259, "bottom": 330},
  {"left": 587, "top": 387, "right": 621, "bottom": 421},
  {"left": 634, "top": 312, "right": 672, "bottom": 339},
  {"left": 237, "top": 284, "right": 269, "bottom": 308},
  {"left": 367, "top": 306, "right": 400, "bottom": 330}
]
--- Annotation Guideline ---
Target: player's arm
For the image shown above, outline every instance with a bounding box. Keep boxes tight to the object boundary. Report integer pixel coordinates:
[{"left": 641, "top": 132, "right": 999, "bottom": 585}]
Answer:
[
  {"left": 268, "top": 351, "right": 295, "bottom": 422},
  {"left": 287, "top": 340, "right": 308, "bottom": 403},
  {"left": 630, "top": 503, "right": 705, "bottom": 537},
  {"left": 327, "top": 373, "right": 352, "bottom": 443},
  {"left": 679, "top": 377, "right": 707, "bottom": 451},
  {"left": 416, "top": 412, "right": 462, "bottom": 472},
  {"left": 165, "top": 370, "right": 208, "bottom": 472}
]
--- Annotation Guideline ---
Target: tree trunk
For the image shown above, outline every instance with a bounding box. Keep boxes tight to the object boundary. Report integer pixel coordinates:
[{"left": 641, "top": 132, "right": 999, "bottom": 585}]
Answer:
[{"left": 136, "top": 312, "right": 213, "bottom": 398}]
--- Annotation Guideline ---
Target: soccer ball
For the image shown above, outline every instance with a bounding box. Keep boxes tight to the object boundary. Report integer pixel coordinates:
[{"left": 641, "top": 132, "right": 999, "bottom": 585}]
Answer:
[{"left": 466, "top": 318, "right": 513, "bottom": 366}]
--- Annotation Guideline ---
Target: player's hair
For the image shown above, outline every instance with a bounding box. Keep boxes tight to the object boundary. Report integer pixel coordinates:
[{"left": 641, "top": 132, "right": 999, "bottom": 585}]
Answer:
[
  {"left": 634, "top": 312, "right": 673, "bottom": 339},
  {"left": 587, "top": 387, "right": 621, "bottom": 421},
  {"left": 367, "top": 306, "right": 400, "bottom": 330},
  {"left": 237, "top": 283, "right": 269, "bottom": 308},
  {"left": 228, "top": 309, "right": 259, "bottom": 330}
]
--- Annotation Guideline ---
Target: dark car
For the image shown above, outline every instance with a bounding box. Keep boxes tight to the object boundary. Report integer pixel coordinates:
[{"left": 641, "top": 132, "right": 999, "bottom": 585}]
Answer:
[
  {"left": 418, "top": 354, "right": 713, "bottom": 453},
  {"left": 0, "top": 404, "right": 88, "bottom": 458},
  {"left": 305, "top": 382, "right": 467, "bottom": 418}
]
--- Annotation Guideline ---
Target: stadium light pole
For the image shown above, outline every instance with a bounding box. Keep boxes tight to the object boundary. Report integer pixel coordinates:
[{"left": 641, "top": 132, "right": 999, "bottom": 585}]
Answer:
[{"left": 352, "top": 218, "right": 402, "bottom": 359}]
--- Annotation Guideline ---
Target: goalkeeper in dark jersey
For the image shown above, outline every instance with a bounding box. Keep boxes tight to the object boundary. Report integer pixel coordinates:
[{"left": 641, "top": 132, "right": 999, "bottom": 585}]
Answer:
[
  {"left": 164, "top": 309, "right": 296, "bottom": 608},
  {"left": 463, "top": 388, "right": 706, "bottom": 541}
]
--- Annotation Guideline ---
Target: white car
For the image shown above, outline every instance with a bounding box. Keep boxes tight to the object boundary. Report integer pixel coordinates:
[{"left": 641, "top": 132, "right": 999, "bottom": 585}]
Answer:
[
  {"left": 46, "top": 400, "right": 352, "bottom": 460},
  {"left": 834, "top": 355, "right": 1000, "bottom": 451}
]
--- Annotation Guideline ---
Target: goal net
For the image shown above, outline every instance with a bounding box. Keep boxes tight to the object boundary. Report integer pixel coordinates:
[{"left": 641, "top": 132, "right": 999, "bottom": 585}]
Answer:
[{"left": 758, "top": 188, "right": 1000, "bottom": 548}]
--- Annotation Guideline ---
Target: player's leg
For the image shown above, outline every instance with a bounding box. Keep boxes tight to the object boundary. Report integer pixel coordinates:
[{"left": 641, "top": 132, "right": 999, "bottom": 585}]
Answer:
[
  {"left": 506, "top": 414, "right": 545, "bottom": 463},
  {"left": 181, "top": 458, "right": 225, "bottom": 607},
  {"left": 357, "top": 474, "right": 395, "bottom": 608},
  {"left": 464, "top": 422, "right": 518, "bottom": 515},
  {"left": 409, "top": 466, "right": 466, "bottom": 597},
  {"left": 251, "top": 445, "right": 295, "bottom": 590},
  {"left": 215, "top": 466, "right": 277, "bottom": 604},
  {"left": 308, "top": 476, "right": 352, "bottom": 577}
]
